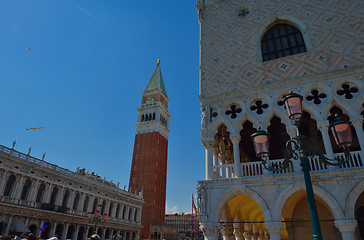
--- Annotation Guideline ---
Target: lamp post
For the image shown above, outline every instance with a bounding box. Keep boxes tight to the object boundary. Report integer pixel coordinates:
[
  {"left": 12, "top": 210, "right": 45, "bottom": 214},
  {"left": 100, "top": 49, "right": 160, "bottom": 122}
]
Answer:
[
  {"left": 251, "top": 92, "right": 353, "bottom": 240},
  {"left": 88, "top": 204, "right": 107, "bottom": 234}
]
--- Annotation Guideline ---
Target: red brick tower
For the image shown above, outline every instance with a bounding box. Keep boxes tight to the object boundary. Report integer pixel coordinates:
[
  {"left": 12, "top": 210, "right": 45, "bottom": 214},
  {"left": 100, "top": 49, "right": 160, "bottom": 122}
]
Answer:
[{"left": 129, "top": 60, "right": 170, "bottom": 240}]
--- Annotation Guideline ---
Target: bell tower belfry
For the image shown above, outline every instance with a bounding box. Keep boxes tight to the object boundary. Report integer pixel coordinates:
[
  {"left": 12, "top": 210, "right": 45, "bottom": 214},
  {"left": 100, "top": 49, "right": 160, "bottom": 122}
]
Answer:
[{"left": 129, "top": 60, "right": 170, "bottom": 240}]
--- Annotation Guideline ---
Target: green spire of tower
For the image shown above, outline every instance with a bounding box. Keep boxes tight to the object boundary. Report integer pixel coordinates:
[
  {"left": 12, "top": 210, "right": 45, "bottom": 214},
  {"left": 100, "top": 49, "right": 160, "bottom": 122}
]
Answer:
[{"left": 144, "top": 59, "right": 167, "bottom": 96}]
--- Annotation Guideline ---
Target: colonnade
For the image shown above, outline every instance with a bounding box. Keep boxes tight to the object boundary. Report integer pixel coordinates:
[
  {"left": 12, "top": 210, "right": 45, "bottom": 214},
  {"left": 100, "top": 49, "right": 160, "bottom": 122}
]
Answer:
[
  {"left": 203, "top": 116, "right": 364, "bottom": 180},
  {"left": 0, "top": 169, "right": 142, "bottom": 224}
]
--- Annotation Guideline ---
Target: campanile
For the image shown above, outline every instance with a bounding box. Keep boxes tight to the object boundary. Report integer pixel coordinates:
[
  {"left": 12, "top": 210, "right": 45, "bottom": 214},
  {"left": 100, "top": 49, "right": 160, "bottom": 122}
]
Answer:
[{"left": 129, "top": 60, "right": 170, "bottom": 240}]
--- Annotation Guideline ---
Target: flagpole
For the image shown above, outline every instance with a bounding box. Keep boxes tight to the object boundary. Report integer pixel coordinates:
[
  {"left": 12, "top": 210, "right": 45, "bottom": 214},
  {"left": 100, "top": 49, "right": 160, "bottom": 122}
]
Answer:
[{"left": 192, "top": 192, "right": 194, "bottom": 240}]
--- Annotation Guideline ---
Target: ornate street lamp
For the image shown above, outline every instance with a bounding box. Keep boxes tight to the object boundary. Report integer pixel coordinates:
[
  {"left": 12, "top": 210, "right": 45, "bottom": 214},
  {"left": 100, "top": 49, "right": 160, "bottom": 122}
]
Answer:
[
  {"left": 88, "top": 204, "right": 107, "bottom": 234},
  {"left": 251, "top": 92, "right": 353, "bottom": 240}
]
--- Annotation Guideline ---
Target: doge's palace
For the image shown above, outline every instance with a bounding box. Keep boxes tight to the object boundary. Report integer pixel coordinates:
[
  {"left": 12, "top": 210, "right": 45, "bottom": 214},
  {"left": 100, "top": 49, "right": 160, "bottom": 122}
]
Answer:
[
  {"left": 195, "top": 0, "right": 364, "bottom": 239},
  {"left": 0, "top": 144, "right": 143, "bottom": 240}
]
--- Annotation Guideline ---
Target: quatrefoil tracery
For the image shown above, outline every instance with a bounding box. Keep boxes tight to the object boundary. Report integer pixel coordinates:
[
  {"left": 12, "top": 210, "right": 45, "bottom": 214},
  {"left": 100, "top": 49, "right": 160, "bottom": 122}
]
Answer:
[
  {"left": 225, "top": 105, "right": 242, "bottom": 119},
  {"left": 250, "top": 100, "right": 269, "bottom": 114},
  {"left": 306, "top": 89, "right": 327, "bottom": 105},
  {"left": 337, "top": 83, "right": 358, "bottom": 99},
  {"left": 210, "top": 108, "right": 218, "bottom": 122}
]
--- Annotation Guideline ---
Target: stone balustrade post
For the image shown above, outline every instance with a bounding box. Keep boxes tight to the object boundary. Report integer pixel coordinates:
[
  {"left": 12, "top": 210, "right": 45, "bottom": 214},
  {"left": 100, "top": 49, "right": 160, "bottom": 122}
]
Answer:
[
  {"left": 231, "top": 135, "right": 242, "bottom": 178},
  {"left": 335, "top": 220, "right": 357, "bottom": 240}
]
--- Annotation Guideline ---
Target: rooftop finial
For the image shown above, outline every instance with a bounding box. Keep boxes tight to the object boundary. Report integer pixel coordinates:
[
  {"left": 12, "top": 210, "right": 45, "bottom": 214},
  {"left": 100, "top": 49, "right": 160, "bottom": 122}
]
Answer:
[{"left": 157, "top": 59, "right": 160, "bottom": 64}]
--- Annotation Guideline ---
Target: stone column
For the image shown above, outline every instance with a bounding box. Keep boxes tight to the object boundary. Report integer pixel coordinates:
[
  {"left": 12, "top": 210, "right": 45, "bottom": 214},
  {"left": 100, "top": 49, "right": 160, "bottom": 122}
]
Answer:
[
  {"left": 212, "top": 147, "right": 219, "bottom": 178},
  {"left": 317, "top": 121, "right": 334, "bottom": 159},
  {"left": 335, "top": 220, "right": 357, "bottom": 240},
  {"left": 231, "top": 135, "right": 242, "bottom": 178},
  {"left": 104, "top": 200, "right": 110, "bottom": 215},
  {"left": 88, "top": 196, "right": 95, "bottom": 212},
  {"left": 29, "top": 179, "right": 40, "bottom": 204},
  {"left": 137, "top": 207, "right": 142, "bottom": 222},
  {"left": 203, "top": 139, "right": 214, "bottom": 180},
  {"left": 62, "top": 223, "right": 69, "bottom": 240},
  {"left": 242, "top": 223, "right": 252, "bottom": 240},
  {"left": 233, "top": 228, "right": 244, "bottom": 240},
  {"left": 56, "top": 187, "right": 65, "bottom": 206},
  {"left": 5, "top": 215, "right": 13, "bottom": 235},
  {"left": 67, "top": 190, "right": 75, "bottom": 209},
  {"left": 73, "top": 224, "right": 80, "bottom": 240},
  {"left": 264, "top": 222, "right": 283, "bottom": 240},
  {"left": 125, "top": 206, "right": 130, "bottom": 220},
  {"left": 14, "top": 175, "right": 25, "bottom": 199},
  {"left": 111, "top": 202, "right": 117, "bottom": 218},
  {"left": 44, "top": 183, "right": 53, "bottom": 203},
  {"left": 0, "top": 171, "right": 8, "bottom": 195},
  {"left": 352, "top": 119, "right": 364, "bottom": 159},
  {"left": 201, "top": 224, "right": 220, "bottom": 240},
  {"left": 79, "top": 193, "right": 85, "bottom": 213},
  {"left": 50, "top": 222, "right": 57, "bottom": 237},
  {"left": 130, "top": 207, "right": 136, "bottom": 221},
  {"left": 123, "top": 231, "right": 127, "bottom": 240}
]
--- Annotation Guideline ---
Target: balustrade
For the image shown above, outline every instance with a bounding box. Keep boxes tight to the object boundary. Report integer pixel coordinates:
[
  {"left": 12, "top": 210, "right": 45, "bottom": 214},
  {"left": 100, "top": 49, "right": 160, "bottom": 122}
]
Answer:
[{"left": 212, "top": 151, "right": 362, "bottom": 179}]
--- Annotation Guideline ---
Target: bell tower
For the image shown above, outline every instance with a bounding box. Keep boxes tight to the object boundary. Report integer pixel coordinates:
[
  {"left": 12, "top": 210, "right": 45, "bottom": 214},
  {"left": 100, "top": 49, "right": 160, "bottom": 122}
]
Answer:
[{"left": 129, "top": 60, "right": 170, "bottom": 240}]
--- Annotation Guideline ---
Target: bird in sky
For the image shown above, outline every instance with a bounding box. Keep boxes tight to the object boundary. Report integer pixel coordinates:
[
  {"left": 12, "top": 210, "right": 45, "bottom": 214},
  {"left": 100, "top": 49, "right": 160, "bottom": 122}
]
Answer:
[
  {"left": 26, "top": 46, "right": 35, "bottom": 52},
  {"left": 26, "top": 127, "right": 44, "bottom": 131}
]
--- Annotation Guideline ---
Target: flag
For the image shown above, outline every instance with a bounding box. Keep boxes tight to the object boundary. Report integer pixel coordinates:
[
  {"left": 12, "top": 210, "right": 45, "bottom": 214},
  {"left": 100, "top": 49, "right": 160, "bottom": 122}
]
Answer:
[
  {"left": 39, "top": 221, "right": 48, "bottom": 233},
  {"left": 192, "top": 193, "right": 198, "bottom": 216}
]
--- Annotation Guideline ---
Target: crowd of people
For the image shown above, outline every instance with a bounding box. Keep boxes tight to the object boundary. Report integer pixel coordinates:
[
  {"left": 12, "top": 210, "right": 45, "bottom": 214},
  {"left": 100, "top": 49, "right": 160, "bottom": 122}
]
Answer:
[{"left": 0, "top": 234, "right": 101, "bottom": 240}]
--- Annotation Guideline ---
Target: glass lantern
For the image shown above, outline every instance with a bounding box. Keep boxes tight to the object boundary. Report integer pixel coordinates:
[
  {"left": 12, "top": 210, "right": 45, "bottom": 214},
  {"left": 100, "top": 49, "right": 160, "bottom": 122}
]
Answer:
[
  {"left": 251, "top": 130, "right": 270, "bottom": 157},
  {"left": 329, "top": 116, "right": 352, "bottom": 147},
  {"left": 283, "top": 92, "right": 303, "bottom": 121}
]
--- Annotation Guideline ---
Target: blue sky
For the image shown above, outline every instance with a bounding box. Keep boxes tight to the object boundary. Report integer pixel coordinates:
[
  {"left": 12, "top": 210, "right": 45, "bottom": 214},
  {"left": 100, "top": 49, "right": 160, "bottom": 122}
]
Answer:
[{"left": 0, "top": 0, "right": 204, "bottom": 213}]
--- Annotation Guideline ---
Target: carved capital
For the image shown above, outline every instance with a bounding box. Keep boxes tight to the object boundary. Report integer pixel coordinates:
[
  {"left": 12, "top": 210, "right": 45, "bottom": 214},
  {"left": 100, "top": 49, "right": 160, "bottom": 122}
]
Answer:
[
  {"left": 220, "top": 227, "right": 233, "bottom": 236},
  {"left": 201, "top": 138, "right": 215, "bottom": 147},
  {"left": 317, "top": 120, "right": 330, "bottom": 130},
  {"left": 233, "top": 229, "right": 244, "bottom": 238},
  {"left": 264, "top": 221, "right": 283, "bottom": 233},
  {"left": 230, "top": 135, "right": 241, "bottom": 144},
  {"left": 334, "top": 220, "right": 357, "bottom": 232},
  {"left": 200, "top": 223, "right": 221, "bottom": 236},
  {"left": 351, "top": 117, "right": 363, "bottom": 128}
]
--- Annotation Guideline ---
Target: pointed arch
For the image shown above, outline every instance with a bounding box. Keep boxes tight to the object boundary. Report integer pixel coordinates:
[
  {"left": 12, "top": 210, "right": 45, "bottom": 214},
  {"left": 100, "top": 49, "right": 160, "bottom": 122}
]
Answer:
[
  {"left": 211, "top": 185, "right": 272, "bottom": 222},
  {"left": 272, "top": 182, "right": 344, "bottom": 221},
  {"left": 321, "top": 98, "right": 355, "bottom": 120},
  {"left": 208, "top": 119, "right": 235, "bottom": 137},
  {"left": 346, "top": 180, "right": 364, "bottom": 219}
]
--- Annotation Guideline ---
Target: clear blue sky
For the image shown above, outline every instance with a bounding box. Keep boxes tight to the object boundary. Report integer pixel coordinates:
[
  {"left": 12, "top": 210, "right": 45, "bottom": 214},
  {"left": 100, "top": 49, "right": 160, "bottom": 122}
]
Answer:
[{"left": 0, "top": 0, "right": 204, "bottom": 214}]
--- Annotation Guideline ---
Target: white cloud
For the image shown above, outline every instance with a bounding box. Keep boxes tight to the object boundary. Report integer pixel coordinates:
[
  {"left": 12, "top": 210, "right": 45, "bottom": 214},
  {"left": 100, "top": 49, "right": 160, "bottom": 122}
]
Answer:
[{"left": 165, "top": 203, "right": 179, "bottom": 214}]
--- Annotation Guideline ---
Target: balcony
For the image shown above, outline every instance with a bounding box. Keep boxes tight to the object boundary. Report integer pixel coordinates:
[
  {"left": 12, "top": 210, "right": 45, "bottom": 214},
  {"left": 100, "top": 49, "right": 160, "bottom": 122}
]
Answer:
[{"left": 213, "top": 150, "right": 363, "bottom": 179}]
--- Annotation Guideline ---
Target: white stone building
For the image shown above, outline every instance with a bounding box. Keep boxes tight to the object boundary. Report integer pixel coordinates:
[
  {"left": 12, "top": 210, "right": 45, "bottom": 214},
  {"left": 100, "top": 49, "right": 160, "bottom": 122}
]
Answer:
[
  {"left": 195, "top": 0, "right": 364, "bottom": 239},
  {"left": 0, "top": 144, "right": 143, "bottom": 240}
]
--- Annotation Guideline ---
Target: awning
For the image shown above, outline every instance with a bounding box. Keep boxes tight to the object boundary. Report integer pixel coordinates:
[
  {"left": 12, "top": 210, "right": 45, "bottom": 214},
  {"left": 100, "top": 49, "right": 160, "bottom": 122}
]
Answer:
[{"left": 9, "top": 219, "right": 30, "bottom": 232}]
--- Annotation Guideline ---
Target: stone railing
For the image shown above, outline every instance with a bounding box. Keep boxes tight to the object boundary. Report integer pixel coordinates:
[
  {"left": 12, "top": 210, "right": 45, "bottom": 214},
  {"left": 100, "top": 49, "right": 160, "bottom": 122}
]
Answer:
[
  {"left": 212, "top": 151, "right": 363, "bottom": 179},
  {"left": 0, "top": 145, "right": 142, "bottom": 200}
]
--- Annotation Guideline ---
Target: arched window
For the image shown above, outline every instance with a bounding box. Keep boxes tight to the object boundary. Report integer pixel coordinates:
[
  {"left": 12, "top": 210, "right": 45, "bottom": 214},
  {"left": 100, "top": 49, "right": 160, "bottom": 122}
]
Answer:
[
  {"left": 261, "top": 24, "right": 306, "bottom": 62},
  {"left": 73, "top": 193, "right": 80, "bottom": 210},
  {"left": 21, "top": 179, "right": 32, "bottom": 200},
  {"left": 62, "top": 190, "right": 70, "bottom": 207},
  {"left": 83, "top": 195, "right": 89, "bottom": 212},
  {"left": 50, "top": 187, "right": 58, "bottom": 205},
  {"left": 36, "top": 183, "right": 46, "bottom": 203},
  {"left": 109, "top": 202, "right": 113, "bottom": 216},
  {"left": 3, "top": 175, "right": 16, "bottom": 197},
  {"left": 115, "top": 204, "right": 120, "bottom": 218}
]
